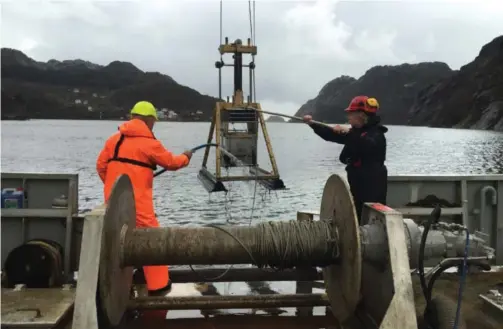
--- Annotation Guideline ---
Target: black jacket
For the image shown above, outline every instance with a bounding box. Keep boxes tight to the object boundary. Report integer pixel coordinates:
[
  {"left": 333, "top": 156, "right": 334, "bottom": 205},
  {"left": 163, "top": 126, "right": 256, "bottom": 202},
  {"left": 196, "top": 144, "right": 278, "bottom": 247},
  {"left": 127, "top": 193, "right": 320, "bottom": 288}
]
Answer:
[
  {"left": 310, "top": 116, "right": 388, "bottom": 169},
  {"left": 310, "top": 115, "right": 388, "bottom": 222}
]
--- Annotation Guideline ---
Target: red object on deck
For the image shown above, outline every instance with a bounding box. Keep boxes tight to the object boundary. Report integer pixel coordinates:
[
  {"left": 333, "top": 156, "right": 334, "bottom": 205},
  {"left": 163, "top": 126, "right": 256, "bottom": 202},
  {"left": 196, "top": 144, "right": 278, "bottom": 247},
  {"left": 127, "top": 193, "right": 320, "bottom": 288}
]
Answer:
[{"left": 371, "top": 203, "right": 394, "bottom": 212}]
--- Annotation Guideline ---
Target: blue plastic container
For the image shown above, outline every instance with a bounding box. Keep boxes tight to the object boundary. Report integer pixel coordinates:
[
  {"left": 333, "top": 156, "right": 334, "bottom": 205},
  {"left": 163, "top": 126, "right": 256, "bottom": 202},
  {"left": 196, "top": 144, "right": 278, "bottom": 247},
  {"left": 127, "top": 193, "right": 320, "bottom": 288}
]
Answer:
[{"left": 1, "top": 188, "right": 24, "bottom": 209}]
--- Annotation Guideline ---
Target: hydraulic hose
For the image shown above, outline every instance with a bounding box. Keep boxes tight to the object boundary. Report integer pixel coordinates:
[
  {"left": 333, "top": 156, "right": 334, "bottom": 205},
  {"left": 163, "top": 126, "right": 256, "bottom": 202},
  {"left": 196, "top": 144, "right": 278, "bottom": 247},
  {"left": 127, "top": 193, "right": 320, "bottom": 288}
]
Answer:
[
  {"left": 419, "top": 204, "right": 442, "bottom": 302},
  {"left": 426, "top": 259, "right": 490, "bottom": 303},
  {"left": 191, "top": 143, "right": 219, "bottom": 153},
  {"left": 153, "top": 143, "right": 218, "bottom": 177}
]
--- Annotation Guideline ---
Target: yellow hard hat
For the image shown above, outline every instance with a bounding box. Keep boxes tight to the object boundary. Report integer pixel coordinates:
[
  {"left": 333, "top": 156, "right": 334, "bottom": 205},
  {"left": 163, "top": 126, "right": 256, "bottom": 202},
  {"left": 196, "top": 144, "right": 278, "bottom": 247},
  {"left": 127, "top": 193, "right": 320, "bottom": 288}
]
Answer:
[{"left": 130, "top": 101, "right": 158, "bottom": 120}]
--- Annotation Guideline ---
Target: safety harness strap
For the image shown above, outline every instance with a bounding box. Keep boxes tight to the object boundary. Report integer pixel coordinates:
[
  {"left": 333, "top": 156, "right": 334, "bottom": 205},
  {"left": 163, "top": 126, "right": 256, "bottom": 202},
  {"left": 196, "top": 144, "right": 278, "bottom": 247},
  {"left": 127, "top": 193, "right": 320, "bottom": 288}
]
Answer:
[{"left": 108, "top": 134, "right": 157, "bottom": 170}]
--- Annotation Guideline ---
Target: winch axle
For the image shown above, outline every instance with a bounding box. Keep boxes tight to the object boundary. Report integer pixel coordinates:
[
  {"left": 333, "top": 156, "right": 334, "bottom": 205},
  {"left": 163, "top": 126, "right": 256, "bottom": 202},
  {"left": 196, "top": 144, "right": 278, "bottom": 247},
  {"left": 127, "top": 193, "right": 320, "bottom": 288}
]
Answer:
[{"left": 129, "top": 293, "right": 330, "bottom": 311}]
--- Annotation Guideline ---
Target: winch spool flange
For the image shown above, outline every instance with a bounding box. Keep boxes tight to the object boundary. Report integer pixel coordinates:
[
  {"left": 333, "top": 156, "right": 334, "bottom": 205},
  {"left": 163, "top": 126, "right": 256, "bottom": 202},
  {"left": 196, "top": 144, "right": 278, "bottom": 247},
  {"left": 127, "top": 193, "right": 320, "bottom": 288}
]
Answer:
[
  {"left": 320, "top": 174, "right": 361, "bottom": 321},
  {"left": 96, "top": 174, "right": 360, "bottom": 326},
  {"left": 98, "top": 176, "right": 135, "bottom": 326}
]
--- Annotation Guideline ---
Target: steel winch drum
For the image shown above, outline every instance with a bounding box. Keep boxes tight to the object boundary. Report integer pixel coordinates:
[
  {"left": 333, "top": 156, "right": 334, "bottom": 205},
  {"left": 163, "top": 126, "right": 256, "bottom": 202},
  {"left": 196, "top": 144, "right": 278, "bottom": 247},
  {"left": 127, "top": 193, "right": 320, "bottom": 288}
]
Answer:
[{"left": 97, "top": 174, "right": 363, "bottom": 325}]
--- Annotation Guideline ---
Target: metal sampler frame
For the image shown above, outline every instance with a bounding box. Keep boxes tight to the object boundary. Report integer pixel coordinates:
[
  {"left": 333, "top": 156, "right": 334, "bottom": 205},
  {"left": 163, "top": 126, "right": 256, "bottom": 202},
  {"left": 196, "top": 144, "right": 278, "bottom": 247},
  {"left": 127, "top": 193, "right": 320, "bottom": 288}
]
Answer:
[{"left": 198, "top": 37, "right": 285, "bottom": 192}]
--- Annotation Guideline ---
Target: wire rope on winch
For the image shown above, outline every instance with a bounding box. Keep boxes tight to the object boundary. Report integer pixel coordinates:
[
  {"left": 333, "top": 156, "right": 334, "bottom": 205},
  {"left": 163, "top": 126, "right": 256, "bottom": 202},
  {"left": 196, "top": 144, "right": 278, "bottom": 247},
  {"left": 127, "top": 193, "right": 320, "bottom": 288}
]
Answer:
[
  {"left": 220, "top": 0, "right": 223, "bottom": 46},
  {"left": 204, "top": 219, "right": 340, "bottom": 270},
  {"left": 249, "top": 0, "right": 257, "bottom": 103},
  {"left": 218, "top": 0, "right": 224, "bottom": 99},
  {"left": 246, "top": 0, "right": 278, "bottom": 208},
  {"left": 153, "top": 140, "right": 253, "bottom": 281},
  {"left": 184, "top": 0, "right": 263, "bottom": 282}
]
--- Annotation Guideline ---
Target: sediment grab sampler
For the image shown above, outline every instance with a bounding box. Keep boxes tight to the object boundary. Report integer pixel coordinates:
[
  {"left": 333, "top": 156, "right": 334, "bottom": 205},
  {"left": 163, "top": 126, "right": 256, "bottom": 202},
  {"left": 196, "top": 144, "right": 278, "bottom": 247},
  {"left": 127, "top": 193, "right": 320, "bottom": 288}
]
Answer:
[
  {"left": 194, "top": 1, "right": 336, "bottom": 193},
  {"left": 197, "top": 36, "right": 286, "bottom": 193},
  {"left": 71, "top": 173, "right": 494, "bottom": 329},
  {"left": 194, "top": 0, "right": 285, "bottom": 193}
]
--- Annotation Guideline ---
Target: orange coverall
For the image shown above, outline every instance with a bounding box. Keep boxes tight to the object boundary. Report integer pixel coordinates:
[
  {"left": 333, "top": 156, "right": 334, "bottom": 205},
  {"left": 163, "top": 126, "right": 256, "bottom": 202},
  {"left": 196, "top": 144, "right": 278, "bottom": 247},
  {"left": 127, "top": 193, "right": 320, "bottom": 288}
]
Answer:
[{"left": 96, "top": 118, "right": 189, "bottom": 292}]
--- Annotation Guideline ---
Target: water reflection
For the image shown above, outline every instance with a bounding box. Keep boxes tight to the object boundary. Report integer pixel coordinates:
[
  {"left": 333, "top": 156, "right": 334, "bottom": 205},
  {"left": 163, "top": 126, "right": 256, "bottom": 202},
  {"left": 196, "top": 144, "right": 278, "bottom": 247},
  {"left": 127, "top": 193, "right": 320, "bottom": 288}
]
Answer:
[
  {"left": 2, "top": 121, "right": 503, "bottom": 220},
  {"left": 1, "top": 120, "right": 502, "bottom": 311}
]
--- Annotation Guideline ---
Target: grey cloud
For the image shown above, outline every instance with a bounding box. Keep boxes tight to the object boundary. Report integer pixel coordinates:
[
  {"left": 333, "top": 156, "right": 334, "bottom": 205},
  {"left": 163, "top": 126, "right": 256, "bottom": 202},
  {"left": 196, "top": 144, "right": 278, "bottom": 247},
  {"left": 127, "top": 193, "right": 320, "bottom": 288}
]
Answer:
[{"left": 1, "top": 0, "right": 502, "bottom": 115}]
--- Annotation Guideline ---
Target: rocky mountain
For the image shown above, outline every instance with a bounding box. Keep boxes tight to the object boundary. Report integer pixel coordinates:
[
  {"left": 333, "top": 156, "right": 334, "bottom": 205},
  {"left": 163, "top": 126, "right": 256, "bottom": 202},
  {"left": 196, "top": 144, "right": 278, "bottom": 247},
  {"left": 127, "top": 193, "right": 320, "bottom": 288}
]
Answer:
[
  {"left": 408, "top": 35, "right": 503, "bottom": 131},
  {"left": 294, "top": 35, "right": 503, "bottom": 131},
  {"left": 1, "top": 48, "right": 219, "bottom": 120},
  {"left": 295, "top": 76, "right": 356, "bottom": 118},
  {"left": 295, "top": 64, "right": 453, "bottom": 125}
]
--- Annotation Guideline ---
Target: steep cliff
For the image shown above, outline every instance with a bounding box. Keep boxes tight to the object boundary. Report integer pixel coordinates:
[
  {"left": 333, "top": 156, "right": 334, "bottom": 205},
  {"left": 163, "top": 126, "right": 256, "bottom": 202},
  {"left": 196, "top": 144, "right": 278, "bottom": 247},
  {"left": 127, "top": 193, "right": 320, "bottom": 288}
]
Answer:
[
  {"left": 294, "top": 63, "right": 453, "bottom": 125},
  {"left": 408, "top": 35, "right": 503, "bottom": 131},
  {"left": 1, "top": 48, "right": 219, "bottom": 120},
  {"left": 294, "top": 76, "right": 356, "bottom": 118}
]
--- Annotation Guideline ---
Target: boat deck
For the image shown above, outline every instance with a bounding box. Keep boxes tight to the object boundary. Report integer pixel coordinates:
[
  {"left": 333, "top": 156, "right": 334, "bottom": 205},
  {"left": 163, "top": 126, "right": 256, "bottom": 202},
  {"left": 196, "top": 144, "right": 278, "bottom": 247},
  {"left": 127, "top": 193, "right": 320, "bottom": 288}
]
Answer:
[
  {"left": 1, "top": 173, "right": 502, "bottom": 329},
  {"left": 412, "top": 271, "right": 503, "bottom": 329},
  {"left": 1, "top": 266, "right": 502, "bottom": 329}
]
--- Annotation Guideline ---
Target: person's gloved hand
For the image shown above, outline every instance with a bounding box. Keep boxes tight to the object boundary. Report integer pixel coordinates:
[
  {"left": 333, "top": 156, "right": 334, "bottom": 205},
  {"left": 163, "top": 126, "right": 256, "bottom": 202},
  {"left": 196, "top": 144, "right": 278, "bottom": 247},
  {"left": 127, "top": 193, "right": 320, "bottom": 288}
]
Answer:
[{"left": 183, "top": 150, "right": 193, "bottom": 160}]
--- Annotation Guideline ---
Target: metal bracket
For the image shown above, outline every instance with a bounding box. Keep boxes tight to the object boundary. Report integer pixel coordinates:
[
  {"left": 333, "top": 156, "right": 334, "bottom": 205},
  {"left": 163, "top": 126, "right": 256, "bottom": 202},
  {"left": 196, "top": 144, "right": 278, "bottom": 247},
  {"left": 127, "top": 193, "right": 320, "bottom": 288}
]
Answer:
[{"left": 357, "top": 203, "right": 418, "bottom": 329}]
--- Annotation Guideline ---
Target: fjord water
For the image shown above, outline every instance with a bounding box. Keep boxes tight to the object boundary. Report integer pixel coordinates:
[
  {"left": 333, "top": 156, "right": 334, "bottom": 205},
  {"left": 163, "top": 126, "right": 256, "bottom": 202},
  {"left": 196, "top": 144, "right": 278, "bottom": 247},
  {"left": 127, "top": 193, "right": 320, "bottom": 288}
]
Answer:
[
  {"left": 2, "top": 120, "right": 503, "bottom": 224},
  {"left": 2, "top": 119, "right": 503, "bottom": 313}
]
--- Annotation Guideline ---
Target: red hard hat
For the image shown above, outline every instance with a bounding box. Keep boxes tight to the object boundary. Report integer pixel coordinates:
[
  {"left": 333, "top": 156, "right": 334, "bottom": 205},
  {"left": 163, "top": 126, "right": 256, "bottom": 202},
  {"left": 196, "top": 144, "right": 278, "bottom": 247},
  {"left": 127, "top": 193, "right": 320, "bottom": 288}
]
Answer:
[{"left": 345, "top": 96, "right": 379, "bottom": 114}]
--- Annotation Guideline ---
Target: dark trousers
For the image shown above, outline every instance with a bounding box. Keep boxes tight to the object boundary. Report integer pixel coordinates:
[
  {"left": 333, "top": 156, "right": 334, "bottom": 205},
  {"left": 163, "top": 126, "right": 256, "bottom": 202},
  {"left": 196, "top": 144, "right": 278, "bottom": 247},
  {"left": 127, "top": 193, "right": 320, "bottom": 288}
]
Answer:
[{"left": 346, "top": 165, "right": 388, "bottom": 224}]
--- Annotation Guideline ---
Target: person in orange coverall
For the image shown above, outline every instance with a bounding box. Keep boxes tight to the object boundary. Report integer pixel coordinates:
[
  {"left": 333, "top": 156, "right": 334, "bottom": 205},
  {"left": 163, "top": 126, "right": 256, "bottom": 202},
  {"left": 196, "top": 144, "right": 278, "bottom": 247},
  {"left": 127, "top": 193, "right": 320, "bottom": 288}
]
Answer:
[{"left": 96, "top": 101, "right": 192, "bottom": 298}]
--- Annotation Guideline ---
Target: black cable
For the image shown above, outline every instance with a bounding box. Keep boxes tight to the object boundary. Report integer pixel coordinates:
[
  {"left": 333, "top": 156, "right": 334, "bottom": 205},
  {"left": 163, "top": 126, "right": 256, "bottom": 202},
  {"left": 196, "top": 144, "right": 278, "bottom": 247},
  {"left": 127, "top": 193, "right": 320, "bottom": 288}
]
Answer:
[
  {"left": 187, "top": 225, "right": 267, "bottom": 283},
  {"left": 418, "top": 204, "right": 442, "bottom": 302},
  {"left": 426, "top": 259, "right": 490, "bottom": 303},
  {"left": 153, "top": 143, "right": 218, "bottom": 177},
  {"left": 202, "top": 221, "right": 336, "bottom": 272},
  {"left": 152, "top": 141, "right": 231, "bottom": 281}
]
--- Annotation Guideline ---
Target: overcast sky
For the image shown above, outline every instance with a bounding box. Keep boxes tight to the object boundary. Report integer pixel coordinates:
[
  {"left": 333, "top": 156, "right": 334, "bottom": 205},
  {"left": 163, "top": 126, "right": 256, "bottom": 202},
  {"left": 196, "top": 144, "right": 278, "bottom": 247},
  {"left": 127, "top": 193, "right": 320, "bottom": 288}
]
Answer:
[{"left": 2, "top": 0, "right": 502, "bottom": 115}]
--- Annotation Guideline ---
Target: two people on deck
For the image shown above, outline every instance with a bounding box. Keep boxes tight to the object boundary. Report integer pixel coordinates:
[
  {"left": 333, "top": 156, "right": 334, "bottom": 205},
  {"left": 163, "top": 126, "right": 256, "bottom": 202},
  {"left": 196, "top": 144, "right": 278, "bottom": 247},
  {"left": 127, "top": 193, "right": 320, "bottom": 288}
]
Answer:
[{"left": 95, "top": 95, "right": 388, "bottom": 303}]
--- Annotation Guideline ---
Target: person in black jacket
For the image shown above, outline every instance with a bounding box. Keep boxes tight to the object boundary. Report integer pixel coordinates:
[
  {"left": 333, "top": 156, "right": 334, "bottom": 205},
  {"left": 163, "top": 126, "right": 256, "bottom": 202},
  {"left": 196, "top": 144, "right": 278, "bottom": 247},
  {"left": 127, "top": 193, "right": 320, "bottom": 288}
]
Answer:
[{"left": 303, "top": 95, "right": 388, "bottom": 223}]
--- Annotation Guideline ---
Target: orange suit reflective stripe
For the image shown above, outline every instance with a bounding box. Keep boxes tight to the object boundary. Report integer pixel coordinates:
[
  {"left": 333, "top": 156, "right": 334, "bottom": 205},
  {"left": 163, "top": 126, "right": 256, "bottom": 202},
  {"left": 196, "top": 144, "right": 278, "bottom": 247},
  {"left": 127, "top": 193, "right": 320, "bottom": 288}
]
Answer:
[{"left": 96, "top": 118, "right": 189, "bottom": 291}]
